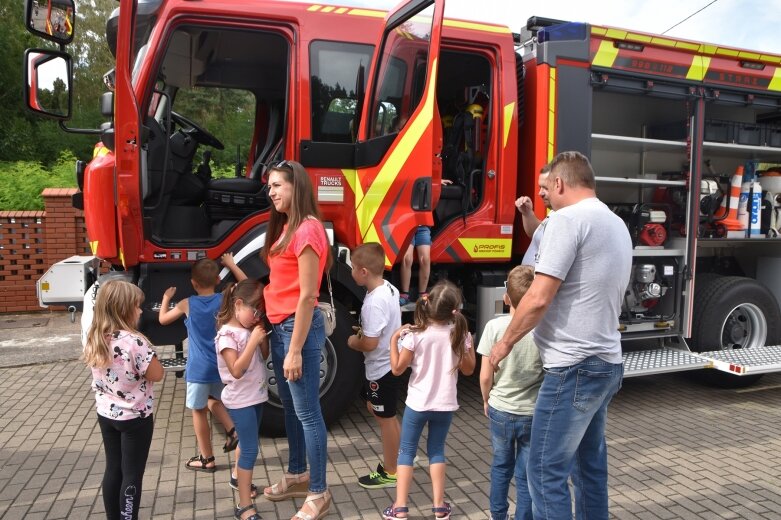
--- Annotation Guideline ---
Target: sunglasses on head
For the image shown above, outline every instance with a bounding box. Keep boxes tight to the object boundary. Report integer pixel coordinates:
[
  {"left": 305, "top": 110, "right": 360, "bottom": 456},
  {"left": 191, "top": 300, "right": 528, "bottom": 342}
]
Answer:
[{"left": 269, "top": 159, "right": 292, "bottom": 170}]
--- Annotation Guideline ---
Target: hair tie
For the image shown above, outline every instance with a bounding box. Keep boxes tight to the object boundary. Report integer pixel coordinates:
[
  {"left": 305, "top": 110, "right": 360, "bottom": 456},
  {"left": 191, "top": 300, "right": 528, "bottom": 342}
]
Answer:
[
  {"left": 422, "top": 295, "right": 429, "bottom": 305},
  {"left": 452, "top": 309, "right": 458, "bottom": 315}
]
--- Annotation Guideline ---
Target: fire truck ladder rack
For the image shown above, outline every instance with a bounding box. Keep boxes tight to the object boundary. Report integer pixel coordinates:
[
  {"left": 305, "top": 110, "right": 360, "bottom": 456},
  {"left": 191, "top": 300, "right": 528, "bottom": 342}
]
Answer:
[{"left": 623, "top": 345, "right": 781, "bottom": 377}]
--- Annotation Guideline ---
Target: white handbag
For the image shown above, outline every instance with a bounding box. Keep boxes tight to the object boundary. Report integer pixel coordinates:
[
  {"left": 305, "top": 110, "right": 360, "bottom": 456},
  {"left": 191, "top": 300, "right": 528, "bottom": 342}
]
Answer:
[{"left": 318, "top": 272, "right": 336, "bottom": 336}]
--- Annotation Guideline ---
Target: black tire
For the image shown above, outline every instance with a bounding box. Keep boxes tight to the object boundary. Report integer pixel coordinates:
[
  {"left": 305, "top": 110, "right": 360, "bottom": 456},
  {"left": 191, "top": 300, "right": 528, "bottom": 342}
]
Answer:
[
  {"left": 688, "top": 275, "right": 781, "bottom": 388},
  {"left": 260, "top": 300, "right": 363, "bottom": 437}
]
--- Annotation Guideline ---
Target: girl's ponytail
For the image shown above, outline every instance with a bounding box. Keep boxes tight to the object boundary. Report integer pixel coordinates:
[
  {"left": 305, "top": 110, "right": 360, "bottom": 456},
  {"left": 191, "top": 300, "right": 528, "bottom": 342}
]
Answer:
[
  {"left": 449, "top": 310, "right": 469, "bottom": 370},
  {"left": 216, "top": 282, "right": 237, "bottom": 328},
  {"left": 411, "top": 293, "right": 432, "bottom": 332}
]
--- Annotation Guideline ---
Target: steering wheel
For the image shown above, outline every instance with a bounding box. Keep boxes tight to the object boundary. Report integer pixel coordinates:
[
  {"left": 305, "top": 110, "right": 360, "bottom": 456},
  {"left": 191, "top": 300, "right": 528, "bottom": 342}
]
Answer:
[{"left": 170, "top": 110, "right": 224, "bottom": 150}]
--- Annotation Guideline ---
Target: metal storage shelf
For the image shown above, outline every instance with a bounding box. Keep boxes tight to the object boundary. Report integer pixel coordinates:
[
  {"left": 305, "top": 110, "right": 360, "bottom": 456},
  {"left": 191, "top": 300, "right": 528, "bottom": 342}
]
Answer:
[
  {"left": 595, "top": 176, "right": 687, "bottom": 186},
  {"left": 632, "top": 248, "right": 684, "bottom": 257},
  {"left": 592, "top": 133, "right": 687, "bottom": 153},
  {"left": 702, "top": 140, "right": 781, "bottom": 158},
  {"left": 698, "top": 238, "right": 781, "bottom": 247}
]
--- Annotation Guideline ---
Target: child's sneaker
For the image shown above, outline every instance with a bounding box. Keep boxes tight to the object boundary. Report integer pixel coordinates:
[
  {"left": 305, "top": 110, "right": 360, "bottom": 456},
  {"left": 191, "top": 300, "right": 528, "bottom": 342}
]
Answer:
[
  {"left": 358, "top": 463, "right": 397, "bottom": 489},
  {"left": 399, "top": 293, "right": 410, "bottom": 306}
]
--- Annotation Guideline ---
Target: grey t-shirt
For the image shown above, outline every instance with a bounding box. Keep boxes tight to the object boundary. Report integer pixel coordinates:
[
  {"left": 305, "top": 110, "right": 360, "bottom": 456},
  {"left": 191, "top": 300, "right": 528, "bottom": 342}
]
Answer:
[
  {"left": 532, "top": 198, "right": 632, "bottom": 368},
  {"left": 522, "top": 213, "right": 551, "bottom": 266}
]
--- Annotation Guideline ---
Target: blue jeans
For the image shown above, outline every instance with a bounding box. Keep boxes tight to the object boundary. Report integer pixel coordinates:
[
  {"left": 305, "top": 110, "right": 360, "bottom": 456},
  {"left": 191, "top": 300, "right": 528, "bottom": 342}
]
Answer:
[
  {"left": 528, "top": 356, "right": 623, "bottom": 520},
  {"left": 226, "top": 403, "right": 264, "bottom": 471},
  {"left": 488, "top": 406, "right": 533, "bottom": 520},
  {"left": 398, "top": 407, "right": 453, "bottom": 466},
  {"left": 270, "top": 309, "right": 328, "bottom": 492}
]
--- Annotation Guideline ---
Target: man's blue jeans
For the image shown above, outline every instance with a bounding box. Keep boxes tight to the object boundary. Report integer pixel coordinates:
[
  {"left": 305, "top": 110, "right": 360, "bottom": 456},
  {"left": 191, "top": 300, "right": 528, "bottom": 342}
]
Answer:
[
  {"left": 528, "top": 356, "right": 623, "bottom": 520},
  {"left": 269, "top": 309, "right": 328, "bottom": 493},
  {"left": 488, "top": 406, "right": 533, "bottom": 520}
]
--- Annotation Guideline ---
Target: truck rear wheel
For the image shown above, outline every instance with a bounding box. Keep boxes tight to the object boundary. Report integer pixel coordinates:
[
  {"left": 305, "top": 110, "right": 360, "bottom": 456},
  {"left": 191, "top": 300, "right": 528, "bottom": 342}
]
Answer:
[
  {"left": 689, "top": 275, "right": 781, "bottom": 388},
  {"left": 260, "top": 300, "right": 363, "bottom": 437}
]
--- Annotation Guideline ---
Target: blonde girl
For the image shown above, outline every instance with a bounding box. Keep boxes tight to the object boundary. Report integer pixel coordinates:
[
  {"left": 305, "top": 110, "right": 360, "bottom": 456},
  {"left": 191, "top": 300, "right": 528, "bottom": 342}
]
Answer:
[
  {"left": 215, "top": 279, "right": 269, "bottom": 520},
  {"left": 383, "top": 280, "right": 476, "bottom": 520},
  {"left": 84, "top": 280, "right": 164, "bottom": 520}
]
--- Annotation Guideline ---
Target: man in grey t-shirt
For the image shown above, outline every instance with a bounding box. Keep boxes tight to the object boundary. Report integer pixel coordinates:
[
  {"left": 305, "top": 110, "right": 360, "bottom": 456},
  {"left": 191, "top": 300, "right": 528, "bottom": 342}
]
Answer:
[
  {"left": 490, "top": 151, "right": 632, "bottom": 520},
  {"left": 518, "top": 164, "right": 552, "bottom": 266}
]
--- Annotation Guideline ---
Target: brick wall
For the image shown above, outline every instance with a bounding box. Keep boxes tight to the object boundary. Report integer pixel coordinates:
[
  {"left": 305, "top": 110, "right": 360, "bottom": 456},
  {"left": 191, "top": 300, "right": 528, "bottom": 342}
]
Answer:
[{"left": 0, "top": 189, "right": 89, "bottom": 313}]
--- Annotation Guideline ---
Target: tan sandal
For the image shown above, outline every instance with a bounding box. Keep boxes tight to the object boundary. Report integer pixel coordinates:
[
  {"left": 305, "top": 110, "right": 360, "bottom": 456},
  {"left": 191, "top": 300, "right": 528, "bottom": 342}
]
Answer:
[
  {"left": 263, "top": 472, "right": 310, "bottom": 502},
  {"left": 293, "top": 490, "right": 331, "bottom": 520}
]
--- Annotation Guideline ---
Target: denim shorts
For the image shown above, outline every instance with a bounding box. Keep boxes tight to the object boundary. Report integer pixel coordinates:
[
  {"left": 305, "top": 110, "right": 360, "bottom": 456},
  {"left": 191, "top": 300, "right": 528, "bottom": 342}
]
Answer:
[
  {"left": 185, "top": 381, "right": 225, "bottom": 410},
  {"left": 410, "top": 226, "right": 431, "bottom": 247}
]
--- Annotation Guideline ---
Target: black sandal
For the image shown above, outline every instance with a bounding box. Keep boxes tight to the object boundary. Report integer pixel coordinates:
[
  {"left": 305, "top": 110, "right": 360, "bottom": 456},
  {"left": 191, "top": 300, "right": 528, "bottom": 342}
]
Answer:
[
  {"left": 234, "top": 503, "right": 262, "bottom": 520},
  {"left": 230, "top": 475, "right": 259, "bottom": 499},
  {"left": 224, "top": 427, "right": 239, "bottom": 452},
  {"left": 185, "top": 454, "right": 217, "bottom": 473}
]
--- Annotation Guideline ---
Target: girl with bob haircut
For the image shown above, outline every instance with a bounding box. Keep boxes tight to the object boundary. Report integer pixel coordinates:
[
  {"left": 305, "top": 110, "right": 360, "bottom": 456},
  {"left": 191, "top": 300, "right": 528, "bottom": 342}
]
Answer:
[{"left": 83, "top": 279, "right": 164, "bottom": 520}]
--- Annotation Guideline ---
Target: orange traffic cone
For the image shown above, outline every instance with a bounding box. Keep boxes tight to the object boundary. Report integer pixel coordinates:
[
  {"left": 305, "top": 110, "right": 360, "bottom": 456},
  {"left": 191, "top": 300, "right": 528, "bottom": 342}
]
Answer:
[{"left": 715, "top": 166, "right": 747, "bottom": 237}]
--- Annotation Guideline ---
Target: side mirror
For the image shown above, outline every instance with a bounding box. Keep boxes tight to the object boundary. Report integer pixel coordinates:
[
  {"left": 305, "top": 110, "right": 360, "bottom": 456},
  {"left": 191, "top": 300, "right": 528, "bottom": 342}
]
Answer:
[
  {"left": 24, "top": 49, "right": 72, "bottom": 120},
  {"left": 25, "top": 0, "right": 75, "bottom": 45}
]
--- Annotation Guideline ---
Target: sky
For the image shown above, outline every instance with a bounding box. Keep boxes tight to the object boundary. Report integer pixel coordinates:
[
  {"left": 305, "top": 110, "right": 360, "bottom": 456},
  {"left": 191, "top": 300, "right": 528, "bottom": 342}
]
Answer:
[{"left": 360, "top": 0, "right": 781, "bottom": 55}]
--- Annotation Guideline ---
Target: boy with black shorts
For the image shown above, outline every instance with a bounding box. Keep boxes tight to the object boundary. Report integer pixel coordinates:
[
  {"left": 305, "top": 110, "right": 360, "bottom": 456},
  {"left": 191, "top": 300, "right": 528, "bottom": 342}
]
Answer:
[{"left": 347, "top": 243, "right": 403, "bottom": 489}]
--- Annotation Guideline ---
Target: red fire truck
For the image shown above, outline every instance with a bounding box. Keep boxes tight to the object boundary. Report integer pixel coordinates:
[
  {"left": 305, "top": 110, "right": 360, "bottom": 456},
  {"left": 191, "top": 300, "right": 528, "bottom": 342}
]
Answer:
[{"left": 24, "top": 0, "right": 781, "bottom": 434}]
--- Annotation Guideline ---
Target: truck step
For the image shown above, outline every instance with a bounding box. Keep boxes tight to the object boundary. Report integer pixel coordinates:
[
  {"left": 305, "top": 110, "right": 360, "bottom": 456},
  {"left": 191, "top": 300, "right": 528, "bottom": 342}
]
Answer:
[
  {"left": 160, "top": 356, "right": 187, "bottom": 372},
  {"left": 696, "top": 345, "right": 781, "bottom": 375},
  {"left": 623, "top": 348, "right": 710, "bottom": 377}
]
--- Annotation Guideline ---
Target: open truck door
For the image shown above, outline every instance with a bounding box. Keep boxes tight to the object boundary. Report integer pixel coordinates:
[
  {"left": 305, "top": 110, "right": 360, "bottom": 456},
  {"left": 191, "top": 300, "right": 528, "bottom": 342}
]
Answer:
[
  {"left": 111, "top": 0, "right": 143, "bottom": 268},
  {"left": 355, "top": 0, "right": 445, "bottom": 267}
]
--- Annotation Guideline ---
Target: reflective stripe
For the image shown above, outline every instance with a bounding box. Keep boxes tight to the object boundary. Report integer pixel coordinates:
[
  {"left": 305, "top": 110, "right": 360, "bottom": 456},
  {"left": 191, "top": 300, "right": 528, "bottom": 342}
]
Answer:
[
  {"left": 592, "top": 39, "right": 618, "bottom": 69},
  {"left": 443, "top": 19, "right": 511, "bottom": 34},
  {"left": 769, "top": 67, "right": 781, "bottom": 92},
  {"left": 502, "top": 102, "right": 515, "bottom": 149},
  {"left": 548, "top": 68, "right": 556, "bottom": 161},
  {"left": 686, "top": 56, "right": 711, "bottom": 81}
]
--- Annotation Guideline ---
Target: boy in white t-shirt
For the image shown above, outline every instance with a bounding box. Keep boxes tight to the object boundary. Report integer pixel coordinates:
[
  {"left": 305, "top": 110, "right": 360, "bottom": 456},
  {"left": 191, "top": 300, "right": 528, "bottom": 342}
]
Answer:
[
  {"left": 347, "top": 243, "right": 403, "bottom": 489},
  {"left": 478, "top": 265, "right": 543, "bottom": 520}
]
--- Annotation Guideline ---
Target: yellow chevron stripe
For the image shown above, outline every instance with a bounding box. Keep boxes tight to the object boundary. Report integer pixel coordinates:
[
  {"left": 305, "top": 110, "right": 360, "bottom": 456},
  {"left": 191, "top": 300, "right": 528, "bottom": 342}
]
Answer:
[
  {"left": 321, "top": 6, "right": 335, "bottom": 13},
  {"left": 686, "top": 56, "right": 711, "bottom": 81},
  {"left": 626, "top": 33, "right": 651, "bottom": 43},
  {"left": 90, "top": 241, "right": 99, "bottom": 255},
  {"left": 307, "top": 5, "right": 321, "bottom": 12},
  {"left": 356, "top": 58, "right": 439, "bottom": 239},
  {"left": 592, "top": 39, "right": 618, "bottom": 68},
  {"left": 769, "top": 67, "right": 781, "bottom": 92},
  {"left": 592, "top": 24, "right": 781, "bottom": 65},
  {"left": 347, "top": 8, "right": 386, "bottom": 18},
  {"left": 503, "top": 102, "right": 515, "bottom": 149},
  {"left": 443, "top": 19, "right": 511, "bottom": 34},
  {"left": 548, "top": 68, "right": 556, "bottom": 161},
  {"left": 335, "top": 7, "right": 348, "bottom": 14}
]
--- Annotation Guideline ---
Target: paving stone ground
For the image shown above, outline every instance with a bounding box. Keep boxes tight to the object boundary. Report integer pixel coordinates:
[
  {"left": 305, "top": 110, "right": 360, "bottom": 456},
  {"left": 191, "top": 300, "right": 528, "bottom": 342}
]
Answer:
[{"left": 1, "top": 312, "right": 780, "bottom": 519}]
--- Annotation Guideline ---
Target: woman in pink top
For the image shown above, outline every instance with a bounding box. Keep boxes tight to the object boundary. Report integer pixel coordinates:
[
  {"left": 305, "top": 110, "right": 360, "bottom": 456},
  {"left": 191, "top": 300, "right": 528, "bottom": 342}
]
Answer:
[
  {"left": 215, "top": 278, "right": 269, "bottom": 520},
  {"left": 83, "top": 280, "right": 164, "bottom": 520},
  {"left": 260, "top": 160, "right": 333, "bottom": 520},
  {"left": 383, "top": 280, "right": 476, "bottom": 520}
]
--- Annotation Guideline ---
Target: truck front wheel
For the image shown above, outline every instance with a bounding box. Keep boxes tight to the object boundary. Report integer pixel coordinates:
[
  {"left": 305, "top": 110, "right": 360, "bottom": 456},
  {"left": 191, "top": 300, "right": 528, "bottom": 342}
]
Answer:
[
  {"left": 260, "top": 300, "right": 363, "bottom": 437},
  {"left": 689, "top": 275, "right": 781, "bottom": 388}
]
